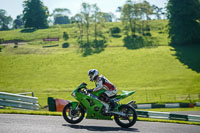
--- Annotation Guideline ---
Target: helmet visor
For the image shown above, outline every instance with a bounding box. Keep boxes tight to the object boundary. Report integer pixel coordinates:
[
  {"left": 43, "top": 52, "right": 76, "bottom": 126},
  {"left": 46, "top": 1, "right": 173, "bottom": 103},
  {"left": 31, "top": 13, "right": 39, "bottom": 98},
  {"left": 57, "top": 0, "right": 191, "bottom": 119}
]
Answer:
[{"left": 89, "top": 74, "right": 93, "bottom": 81}]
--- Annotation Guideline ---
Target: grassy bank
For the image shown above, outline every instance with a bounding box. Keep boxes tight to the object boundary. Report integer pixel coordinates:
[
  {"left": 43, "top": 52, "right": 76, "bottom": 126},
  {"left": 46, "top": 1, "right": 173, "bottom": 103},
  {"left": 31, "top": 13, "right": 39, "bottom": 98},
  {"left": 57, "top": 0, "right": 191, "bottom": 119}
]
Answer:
[
  {"left": 0, "top": 20, "right": 169, "bottom": 47},
  {"left": 0, "top": 19, "right": 200, "bottom": 106},
  {"left": 0, "top": 45, "right": 200, "bottom": 106}
]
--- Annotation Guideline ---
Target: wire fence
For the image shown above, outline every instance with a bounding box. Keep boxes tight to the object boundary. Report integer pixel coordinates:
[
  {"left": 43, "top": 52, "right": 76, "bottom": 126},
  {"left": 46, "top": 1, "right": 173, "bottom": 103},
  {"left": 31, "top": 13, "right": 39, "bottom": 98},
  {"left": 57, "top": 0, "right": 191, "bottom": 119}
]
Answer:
[{"left": 132, "top": 88, "right": 200, "bottom": 104}]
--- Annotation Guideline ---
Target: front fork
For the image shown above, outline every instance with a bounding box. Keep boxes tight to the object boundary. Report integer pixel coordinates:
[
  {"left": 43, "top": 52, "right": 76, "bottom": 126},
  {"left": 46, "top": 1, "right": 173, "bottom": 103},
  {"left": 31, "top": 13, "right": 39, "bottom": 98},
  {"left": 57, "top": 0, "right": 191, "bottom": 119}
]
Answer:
[
  {"left": 69, "top": 102, "right": 82, "bottom": 117},
  {"left": 70, "top": 101, "right": 80, "bottom": 110}
]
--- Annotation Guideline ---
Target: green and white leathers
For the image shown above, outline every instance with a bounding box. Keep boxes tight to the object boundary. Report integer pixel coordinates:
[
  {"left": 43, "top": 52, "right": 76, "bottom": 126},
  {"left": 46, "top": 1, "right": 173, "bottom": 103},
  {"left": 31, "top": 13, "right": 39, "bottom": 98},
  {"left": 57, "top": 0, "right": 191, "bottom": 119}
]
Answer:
[{"left": 62, "top": 83, "right": 137, "bottom": 128}]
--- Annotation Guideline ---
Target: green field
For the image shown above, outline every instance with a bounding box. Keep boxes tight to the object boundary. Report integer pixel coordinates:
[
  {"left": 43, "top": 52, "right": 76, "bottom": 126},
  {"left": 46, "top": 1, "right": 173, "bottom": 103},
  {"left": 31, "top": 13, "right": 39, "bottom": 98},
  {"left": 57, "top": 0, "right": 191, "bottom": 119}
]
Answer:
[{"left": 0, "top": 20, "right": 200, "bottom": 107}]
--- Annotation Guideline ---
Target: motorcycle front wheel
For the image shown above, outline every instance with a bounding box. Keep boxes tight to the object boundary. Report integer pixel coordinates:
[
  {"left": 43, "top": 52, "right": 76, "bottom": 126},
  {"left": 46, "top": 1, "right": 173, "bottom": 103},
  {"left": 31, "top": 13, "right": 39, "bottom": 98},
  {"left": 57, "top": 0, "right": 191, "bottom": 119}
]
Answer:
[
  {"left": 114, "top": 105, "right": 137, "bottom": 128},
  {"left": 62, "top": 103, "right": 85, "bottom": 124}
]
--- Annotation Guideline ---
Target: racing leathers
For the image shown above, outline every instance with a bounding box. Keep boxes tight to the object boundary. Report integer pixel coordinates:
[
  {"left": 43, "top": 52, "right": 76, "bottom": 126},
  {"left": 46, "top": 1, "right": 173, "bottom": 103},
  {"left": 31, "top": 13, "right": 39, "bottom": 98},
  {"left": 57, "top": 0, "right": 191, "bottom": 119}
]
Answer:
[{"left": 93, "top": 75, "right": 117, "bottom": 102}]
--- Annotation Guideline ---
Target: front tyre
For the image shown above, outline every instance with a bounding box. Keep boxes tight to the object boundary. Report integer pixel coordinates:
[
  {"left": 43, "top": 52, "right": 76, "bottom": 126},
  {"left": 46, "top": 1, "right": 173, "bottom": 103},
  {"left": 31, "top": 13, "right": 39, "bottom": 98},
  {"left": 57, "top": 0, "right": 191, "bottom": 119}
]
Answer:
[
  {"left": 62, "top": 103, "right": 85, "bottom": 124},
  {"left": 114, "top": 105, "right": 137, "bottom": 128}
]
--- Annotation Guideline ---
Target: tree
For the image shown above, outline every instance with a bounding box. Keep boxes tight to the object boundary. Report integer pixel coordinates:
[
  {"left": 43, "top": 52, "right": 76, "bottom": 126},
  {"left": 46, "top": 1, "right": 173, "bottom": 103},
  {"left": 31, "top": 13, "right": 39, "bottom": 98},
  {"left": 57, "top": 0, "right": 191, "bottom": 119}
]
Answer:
[
  {"left": 54, "top": 16, "right": 70, "bottom": 24},
  {"left": 23, "top": 0, "right": 49, "bottom": 29},
  {"left": 121, "top": 0, "right": 136, "bottom": 36},
  {"left": 167, "top": 0, "right": 200, "bottom": 45},
  {"left": 137, "top": 1, "right": 153, "bottom": 35},
  {"left": 52, "top": 8, "right": 71, "bottom": 24},
  {"left": 91, "top": 4, "right": 107, "bottom": 50},
  {"left": 141, "top": 1, "right": 154, "bottom": 21},
  {"left": 73, "top": 3, "right": 107, "bottom": 56},
  {"left": 0, "top": 9, "right": 12, "bottom": 30},
  {"left": 13, "top": 15, "right": 24, "bottom": 29},
  {"left": 152, "top": 5, "right": 163, "bottom": 20},
  {"left": 72, "top": 13, "right": 84, "bottom": 45},
  {"left": 121, "top": 0, "right": 154, "bottom": 49},
  {"left": 92, "top": 4, "right": 106, "bottom": 42},
  {"left": 116, "top": 6, "right": 122, "bottom": 21},
  {"left": 92, "top": 4, "right": 99, "bottom": 42},
  {"left": 102, "top": 12, "right": 115, "bottom": 22},
  {"left": 63, "top": 32, "right": 69, "bottom": 41},
  {"left": 52, "top": 8, "right": 71, "bottom": 16},
  {"left": 116, "top": 6, "right": 122, "bottom": 12},
  {"left": 81, "top": 2, "right": 92, "bottom": 44}
]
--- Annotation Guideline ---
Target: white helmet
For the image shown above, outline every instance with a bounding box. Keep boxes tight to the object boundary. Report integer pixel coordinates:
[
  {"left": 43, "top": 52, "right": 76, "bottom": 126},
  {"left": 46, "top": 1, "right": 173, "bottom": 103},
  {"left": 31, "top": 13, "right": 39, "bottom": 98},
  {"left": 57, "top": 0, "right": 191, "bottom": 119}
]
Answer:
[{"left": 88, "top": 69, "right": 99, "bottom": 82}]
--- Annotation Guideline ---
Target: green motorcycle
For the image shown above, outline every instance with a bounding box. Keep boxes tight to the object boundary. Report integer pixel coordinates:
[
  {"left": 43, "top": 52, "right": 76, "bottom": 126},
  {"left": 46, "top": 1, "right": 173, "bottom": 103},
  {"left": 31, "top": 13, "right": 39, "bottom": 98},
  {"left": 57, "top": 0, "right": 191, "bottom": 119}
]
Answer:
[{"left": 62, "top": 82, "right": 137, "bottom": 128}]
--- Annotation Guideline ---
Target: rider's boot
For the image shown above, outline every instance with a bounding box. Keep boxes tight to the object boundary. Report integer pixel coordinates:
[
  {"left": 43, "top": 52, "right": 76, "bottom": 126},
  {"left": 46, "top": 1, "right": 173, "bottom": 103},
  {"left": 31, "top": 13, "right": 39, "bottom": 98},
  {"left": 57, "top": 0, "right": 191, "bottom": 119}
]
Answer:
[
  {"left": 108, "top": 99, "right": 117, "bottom": 111},
  {"left": 99, "top": 93, "right": 117, "bottom": 112}
]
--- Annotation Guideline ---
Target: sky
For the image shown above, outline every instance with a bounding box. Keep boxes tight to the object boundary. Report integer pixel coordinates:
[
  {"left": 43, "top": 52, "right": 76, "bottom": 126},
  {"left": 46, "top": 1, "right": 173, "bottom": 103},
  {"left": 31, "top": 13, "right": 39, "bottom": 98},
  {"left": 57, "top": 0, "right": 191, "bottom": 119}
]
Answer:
[{"left": 0, "top": 0, "right": 168, "bottom": 19}]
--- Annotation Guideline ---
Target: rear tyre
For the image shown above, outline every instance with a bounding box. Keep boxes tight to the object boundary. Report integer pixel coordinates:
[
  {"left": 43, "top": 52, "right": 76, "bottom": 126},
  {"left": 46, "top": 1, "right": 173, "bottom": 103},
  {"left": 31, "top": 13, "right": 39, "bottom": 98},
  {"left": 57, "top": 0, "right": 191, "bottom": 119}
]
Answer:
[
  {"left": 114, "top": 105, "right": 137, "bottom": 128},
  {"left": 62, "top": 103, "right": 85, "bottom": 124}
]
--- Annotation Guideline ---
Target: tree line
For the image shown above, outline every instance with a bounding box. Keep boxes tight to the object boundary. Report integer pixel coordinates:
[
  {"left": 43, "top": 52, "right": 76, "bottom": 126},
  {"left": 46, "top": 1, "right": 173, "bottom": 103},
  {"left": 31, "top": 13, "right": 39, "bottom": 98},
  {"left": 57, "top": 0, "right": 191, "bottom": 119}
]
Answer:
[
  {"left": 167, "top": 0, "right": 200, "bottom": 45},
  {"left": 0, "top": 0, "right": 166, "bottom": 31},
  {"left": 1, "top": 0, "right": 200, "bottom": 47},
  {"left": 70, "top": 0, "right": 166, "bottom": 55}
]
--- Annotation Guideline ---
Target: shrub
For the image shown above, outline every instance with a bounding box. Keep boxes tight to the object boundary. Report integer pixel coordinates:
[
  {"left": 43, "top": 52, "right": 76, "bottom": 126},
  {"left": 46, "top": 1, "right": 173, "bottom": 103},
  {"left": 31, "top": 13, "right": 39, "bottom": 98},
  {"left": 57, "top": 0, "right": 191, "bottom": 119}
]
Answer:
[
  {"left": 0, "top": 45, "right": 5, "bottom": 52},
  {"left": 62, "top": 42, "right": 69, "bottom": 48},
  {"left": 123, "top": 35, "right": 155, "bottom": 49},
  {"left": 123, "top": 35, "right": 145, "bottom": 49},
  {"left": 0, "top": 38, "right": 4, "bottom": 44},
  {"left": 111, "top": 34, "right": 122, "bottom": 38},
  {"left": 20, "top": 28, "right": 36, "bottom": 33},
  {"left": 143, "top": 32, "right": 152, "bottom": 36},
  {"left": 63, "top": 32, "right": 69, "bottom": 41},
  {"left": 110, "top": 26, "right": 121, "bottom": 34}
]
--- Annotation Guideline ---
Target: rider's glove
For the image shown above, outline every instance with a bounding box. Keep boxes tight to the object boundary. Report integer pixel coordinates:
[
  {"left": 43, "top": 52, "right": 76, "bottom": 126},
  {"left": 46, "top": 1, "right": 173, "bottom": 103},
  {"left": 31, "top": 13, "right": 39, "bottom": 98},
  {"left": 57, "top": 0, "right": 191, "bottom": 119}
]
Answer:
[{"left": 88, "top": 89, "right": 94, "bottom": 93}]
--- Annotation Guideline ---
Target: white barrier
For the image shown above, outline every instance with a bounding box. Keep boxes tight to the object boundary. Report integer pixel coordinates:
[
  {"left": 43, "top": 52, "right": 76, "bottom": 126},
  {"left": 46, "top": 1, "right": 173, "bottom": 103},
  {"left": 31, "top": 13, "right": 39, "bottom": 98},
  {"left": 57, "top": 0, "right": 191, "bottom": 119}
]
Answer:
[
  {"left": 165, "top": 103, "right": 180, "bottom": 108},
  {"left": 196, "top": 102, "right": 200, "bottom": 107},
  {"left": 0, "top": 92, "right": 39, "bottom": 110},
  {"left": 137, "top": 104, "right": 152, "bottom": 109},
  {"left": 137, "top": 110, "right": 200, "bottom": 122}
]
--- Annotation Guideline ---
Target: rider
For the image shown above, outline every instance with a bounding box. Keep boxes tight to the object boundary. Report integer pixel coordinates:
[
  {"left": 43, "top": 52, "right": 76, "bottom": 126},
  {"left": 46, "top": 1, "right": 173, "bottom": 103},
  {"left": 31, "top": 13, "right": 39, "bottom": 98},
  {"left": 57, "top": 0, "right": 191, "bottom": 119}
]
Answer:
[{"left": 88, "top": 69, "right": 117, "bottom": 111}]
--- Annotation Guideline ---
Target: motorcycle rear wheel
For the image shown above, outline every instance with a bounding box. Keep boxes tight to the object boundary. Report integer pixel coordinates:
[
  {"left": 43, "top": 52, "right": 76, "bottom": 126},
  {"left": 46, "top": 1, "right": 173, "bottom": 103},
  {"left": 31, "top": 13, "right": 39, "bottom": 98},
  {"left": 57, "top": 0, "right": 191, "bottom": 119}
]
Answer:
[
  {"left": 63, "top": 103, "right": 85, "bottom": 124},
  {"left": 114, "top": 105, "right": 137, "bottom": 128}
]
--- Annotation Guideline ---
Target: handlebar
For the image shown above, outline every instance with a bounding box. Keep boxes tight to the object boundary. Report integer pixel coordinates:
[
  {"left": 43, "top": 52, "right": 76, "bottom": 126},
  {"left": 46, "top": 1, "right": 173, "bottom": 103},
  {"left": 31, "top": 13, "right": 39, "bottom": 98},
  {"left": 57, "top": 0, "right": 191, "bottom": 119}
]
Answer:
[
  {"left": 87, "top": 89, "right": 93, "bottom": 93},
  {"left": 78, "top": 87, "right": 93, "bottom": 94}
]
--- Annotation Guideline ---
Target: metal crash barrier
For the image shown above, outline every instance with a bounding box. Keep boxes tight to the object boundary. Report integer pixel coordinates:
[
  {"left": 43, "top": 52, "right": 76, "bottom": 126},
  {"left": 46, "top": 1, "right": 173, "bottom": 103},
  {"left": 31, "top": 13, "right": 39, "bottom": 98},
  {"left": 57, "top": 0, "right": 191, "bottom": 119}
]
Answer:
[
  {"left": 0, "top": 92, "right": 39, "bottom": 110},
  {"left": 137, "top": 110, "right": 200, "bottom": 122}
]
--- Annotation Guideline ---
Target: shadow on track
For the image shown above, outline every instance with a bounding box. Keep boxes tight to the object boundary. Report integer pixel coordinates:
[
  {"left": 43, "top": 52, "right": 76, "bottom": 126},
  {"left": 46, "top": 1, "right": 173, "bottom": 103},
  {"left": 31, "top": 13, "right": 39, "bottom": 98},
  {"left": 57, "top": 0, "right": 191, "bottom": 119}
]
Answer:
[{"left": 62, "top": 124, "right": 139, "bottom": 132}]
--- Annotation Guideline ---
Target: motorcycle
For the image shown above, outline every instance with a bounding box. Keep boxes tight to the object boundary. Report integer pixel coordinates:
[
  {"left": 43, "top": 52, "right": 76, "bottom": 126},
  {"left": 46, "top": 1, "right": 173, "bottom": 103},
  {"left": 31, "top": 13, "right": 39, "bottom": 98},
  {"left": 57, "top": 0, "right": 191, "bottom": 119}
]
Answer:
[{"left": 62, "top": 82, "right": 137, "bottom": 128}]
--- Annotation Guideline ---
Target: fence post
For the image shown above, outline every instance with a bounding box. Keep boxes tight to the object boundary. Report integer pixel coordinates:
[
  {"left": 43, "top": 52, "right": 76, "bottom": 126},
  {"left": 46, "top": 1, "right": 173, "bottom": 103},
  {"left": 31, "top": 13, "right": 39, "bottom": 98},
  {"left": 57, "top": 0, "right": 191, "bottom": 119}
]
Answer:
[
  {"left": 188, "top": 94, "right": 192, "bottom": 103},
  {"left": 145, "top": 89, "right": 148, "bottom": 103},
  {"left": 32, "top": 92, "right": 34, "bottom": 97},
  {"left": 160, "top": 95, "right": 162, "bottom": 103}
]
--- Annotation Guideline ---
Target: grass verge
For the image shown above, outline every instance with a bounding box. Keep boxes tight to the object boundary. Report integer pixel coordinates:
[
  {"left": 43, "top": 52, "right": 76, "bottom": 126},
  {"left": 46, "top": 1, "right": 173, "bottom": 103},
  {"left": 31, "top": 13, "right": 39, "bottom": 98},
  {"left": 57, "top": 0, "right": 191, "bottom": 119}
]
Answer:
[{"left": 0, "top": 109, "right": 61, "bottom": 116}]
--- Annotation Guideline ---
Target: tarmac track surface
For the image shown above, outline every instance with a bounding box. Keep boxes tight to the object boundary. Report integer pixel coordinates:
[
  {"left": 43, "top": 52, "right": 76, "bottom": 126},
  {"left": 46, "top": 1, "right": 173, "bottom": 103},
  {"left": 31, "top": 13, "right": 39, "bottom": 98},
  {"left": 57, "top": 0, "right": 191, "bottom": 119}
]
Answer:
[{"left": 0, "top": 114, "right": 199, "bottom": 133}]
